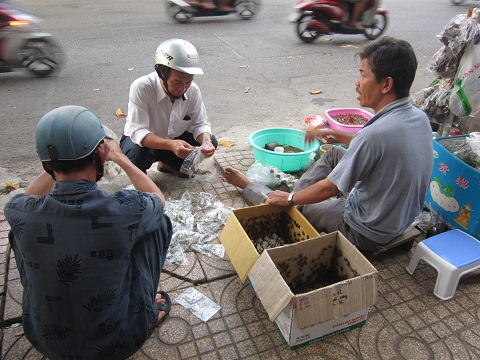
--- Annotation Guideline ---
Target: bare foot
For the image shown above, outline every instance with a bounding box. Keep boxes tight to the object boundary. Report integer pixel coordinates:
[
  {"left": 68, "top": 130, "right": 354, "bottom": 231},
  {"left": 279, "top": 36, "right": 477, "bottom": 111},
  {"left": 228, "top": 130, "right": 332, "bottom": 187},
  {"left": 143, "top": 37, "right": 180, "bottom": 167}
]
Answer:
[
  {"left": 156, "top": 292, "right": 167, "bottom": 322},
  {"left": 223, "top": 167, "right": 253, "bottom": 189}
]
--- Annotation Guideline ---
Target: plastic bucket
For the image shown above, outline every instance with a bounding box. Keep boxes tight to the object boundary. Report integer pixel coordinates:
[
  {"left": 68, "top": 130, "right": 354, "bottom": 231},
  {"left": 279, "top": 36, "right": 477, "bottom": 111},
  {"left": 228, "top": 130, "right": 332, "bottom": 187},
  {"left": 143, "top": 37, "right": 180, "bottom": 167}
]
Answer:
[
  {"left": 324, "top": 108, "right": 373, "bottom": 133},
  {"left": 248, "top": 128, "right": 320, "bottom": 172}
]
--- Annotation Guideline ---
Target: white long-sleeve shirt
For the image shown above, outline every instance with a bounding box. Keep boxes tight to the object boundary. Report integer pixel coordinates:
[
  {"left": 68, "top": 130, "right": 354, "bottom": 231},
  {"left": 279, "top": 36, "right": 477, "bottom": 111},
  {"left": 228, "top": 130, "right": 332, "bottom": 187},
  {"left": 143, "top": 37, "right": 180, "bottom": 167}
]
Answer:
[{"left": 123, "top": 71, "right": 211, "bottom": 146}]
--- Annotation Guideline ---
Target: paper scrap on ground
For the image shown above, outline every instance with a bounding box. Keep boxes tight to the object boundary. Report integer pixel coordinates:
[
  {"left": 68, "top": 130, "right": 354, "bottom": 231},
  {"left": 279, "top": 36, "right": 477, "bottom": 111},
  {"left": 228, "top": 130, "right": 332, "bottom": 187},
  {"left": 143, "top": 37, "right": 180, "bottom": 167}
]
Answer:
[
  {"left": 176, "top": 288, "right": 221, "bottom": 322},
  {"left": 218, "top": 139, "right": 235, "bottom": 147},
  {"left": 191, "top": 243, "right": 225, "bottom": 259}
]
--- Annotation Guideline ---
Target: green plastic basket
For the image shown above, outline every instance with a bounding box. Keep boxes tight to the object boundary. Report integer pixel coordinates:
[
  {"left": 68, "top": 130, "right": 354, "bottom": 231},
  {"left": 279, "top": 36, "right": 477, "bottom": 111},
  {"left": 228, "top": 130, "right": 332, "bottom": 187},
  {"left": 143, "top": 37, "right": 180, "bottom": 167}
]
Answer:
[{"left": 248, "top": 128, "right": 320, "bottom": 172}]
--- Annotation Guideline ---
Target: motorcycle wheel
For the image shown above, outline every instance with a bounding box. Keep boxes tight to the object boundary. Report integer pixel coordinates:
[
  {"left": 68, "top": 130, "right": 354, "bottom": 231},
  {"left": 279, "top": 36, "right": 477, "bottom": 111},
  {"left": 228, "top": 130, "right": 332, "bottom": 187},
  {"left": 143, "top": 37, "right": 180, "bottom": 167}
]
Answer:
[
  {"left": 234, "top": 0, "right": 259, "bottom": 20},
  {"left": 364, "top": 13, "right": 388, "bottom": 40},
  {"left": 167, "top": 2, "right": 193, "bottom": 23},
  {"left": 18, "top": 38, "right": 63, "bottom": 77},
  {"left": 296, "top": 14, "right": 321, "bottom": 43}
]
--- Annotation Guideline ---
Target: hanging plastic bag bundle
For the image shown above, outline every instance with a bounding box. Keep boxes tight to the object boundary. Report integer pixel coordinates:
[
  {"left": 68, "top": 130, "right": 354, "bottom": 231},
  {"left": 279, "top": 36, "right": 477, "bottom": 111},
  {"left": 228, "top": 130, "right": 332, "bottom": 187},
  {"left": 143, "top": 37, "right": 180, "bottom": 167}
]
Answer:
[
  {"left": 411, "top": 79, "right": 454, "bottom": 125},
  {"left": 428, "top": 13, "right": 480, "bottom": 79}
]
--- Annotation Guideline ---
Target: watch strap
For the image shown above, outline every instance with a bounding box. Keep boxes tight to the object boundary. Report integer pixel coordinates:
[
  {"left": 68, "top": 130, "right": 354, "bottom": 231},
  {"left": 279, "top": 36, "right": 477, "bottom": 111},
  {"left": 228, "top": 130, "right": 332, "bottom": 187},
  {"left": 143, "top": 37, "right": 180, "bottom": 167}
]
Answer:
[{"left": 287, "top": 192, "right": 295, "bottom": 205}]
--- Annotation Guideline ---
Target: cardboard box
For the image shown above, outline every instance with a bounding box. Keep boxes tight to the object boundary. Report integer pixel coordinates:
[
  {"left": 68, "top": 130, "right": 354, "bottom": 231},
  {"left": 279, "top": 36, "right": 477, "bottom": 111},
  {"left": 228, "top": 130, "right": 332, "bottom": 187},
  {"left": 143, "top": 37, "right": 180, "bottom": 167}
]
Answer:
[
  {"left": 424, "top": 135, "right": 480, "bottom": 239},
  {"left": 220, "top": 204, "right": 320, "bottom": 283},
  {"left": 248, "top": 231, "right": 378, "bottom": 348}
]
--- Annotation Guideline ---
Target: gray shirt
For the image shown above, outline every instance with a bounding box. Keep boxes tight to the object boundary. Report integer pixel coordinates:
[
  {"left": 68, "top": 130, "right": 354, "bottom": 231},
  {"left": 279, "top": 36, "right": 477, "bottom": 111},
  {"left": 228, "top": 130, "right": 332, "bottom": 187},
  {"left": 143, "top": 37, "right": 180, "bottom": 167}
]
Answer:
[
  {"left": 328, "top": 98, "right": 434, "bottom": 243},
  {"left": 4, "top": 180, "right": 171, "bottom": 360}
]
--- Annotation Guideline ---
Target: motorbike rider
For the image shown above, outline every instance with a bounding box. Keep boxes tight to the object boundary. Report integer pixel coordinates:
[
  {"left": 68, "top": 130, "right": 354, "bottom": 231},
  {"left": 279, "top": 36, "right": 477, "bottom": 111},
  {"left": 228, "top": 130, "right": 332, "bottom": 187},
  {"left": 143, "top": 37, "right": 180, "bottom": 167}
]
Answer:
[
  {"left": 120, "top": 39, "right": 217, "bottom": 178},
  {"left": 186, "top": 0, "right": 235, "bottom": 11},
  {"left": 345, "top": 0, "right": 369, "bottom": 29}
]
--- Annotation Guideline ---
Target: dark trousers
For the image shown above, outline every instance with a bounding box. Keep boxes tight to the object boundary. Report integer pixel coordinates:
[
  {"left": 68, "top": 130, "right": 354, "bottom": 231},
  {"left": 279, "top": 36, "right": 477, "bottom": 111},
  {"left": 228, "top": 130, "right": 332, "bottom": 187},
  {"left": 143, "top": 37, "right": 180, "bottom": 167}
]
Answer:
[{"left": 120, "top": 132, "right": 218, "bottom": 173}]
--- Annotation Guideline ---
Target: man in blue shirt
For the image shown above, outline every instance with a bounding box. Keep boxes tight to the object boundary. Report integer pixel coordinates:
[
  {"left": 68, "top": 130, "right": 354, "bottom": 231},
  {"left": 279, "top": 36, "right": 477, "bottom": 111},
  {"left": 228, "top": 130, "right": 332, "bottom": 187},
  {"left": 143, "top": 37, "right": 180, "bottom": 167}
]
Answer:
[
  {"left": 224, "top": 37, "right": 433, "bottom": 251},
  {"left": 4, "top": 105, "right": 173, "bottom": 360}
]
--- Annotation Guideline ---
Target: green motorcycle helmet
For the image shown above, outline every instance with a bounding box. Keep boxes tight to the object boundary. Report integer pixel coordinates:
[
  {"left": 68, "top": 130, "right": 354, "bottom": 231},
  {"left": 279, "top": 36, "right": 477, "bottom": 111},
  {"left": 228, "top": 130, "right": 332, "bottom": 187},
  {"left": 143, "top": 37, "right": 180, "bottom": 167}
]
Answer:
[{"left": 36, "top": 105, "right": 107, "bottom": 162}]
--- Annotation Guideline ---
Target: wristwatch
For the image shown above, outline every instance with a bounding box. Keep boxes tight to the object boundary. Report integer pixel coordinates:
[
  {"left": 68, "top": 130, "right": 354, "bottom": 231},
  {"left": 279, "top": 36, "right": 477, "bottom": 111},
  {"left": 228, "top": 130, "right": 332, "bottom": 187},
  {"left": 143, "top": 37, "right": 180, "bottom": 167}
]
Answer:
[{"left": 287, "top": 192, "right": 295, "bottom": 206}]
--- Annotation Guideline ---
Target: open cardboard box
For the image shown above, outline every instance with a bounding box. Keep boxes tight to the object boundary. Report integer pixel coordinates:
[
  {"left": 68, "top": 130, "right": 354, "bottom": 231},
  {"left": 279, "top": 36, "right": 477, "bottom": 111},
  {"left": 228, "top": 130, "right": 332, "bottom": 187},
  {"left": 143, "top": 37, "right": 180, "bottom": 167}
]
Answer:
[
  {"left": 220, "top": 203, "right": 320, "bottom": 283},
  {"left": 248, "top": 231, "right": 378, "bottom": 348}
]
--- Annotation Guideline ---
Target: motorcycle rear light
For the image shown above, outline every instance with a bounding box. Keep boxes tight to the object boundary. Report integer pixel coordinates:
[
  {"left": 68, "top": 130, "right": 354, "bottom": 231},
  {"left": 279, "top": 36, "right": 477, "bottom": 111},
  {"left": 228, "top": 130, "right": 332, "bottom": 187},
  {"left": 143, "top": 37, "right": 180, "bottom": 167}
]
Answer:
[{"left": 9, "top": 20, "right": 29, "bottom": 26}]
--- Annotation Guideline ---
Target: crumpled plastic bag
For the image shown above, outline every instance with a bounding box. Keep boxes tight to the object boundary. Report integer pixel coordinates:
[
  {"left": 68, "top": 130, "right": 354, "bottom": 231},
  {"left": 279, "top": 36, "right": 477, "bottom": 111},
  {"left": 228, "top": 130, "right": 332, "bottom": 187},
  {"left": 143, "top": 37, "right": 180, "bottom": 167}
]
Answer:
[
  {"left": 246, "top": 162, "right": 282, "bottom": 187},
  {"left": 411, "top": 79, "right": 454, "bottom": 125},
  {"left": 180, "top": 147, "right": 206, "bottom": 177},
  {"left": 440, "top": 134, "right": 480, "bottom": 169},
  {"left": 180, "top": 134, "right": 215, "bottom": 178},
  {"left": 411, "top": 211, "right": 434, "bottom": 232},
  {"left": 164, "top": 191, "right": 232, "bottom": 266},
  {"left": 466, "top": 132, "right": 480, "bottom": 169}
]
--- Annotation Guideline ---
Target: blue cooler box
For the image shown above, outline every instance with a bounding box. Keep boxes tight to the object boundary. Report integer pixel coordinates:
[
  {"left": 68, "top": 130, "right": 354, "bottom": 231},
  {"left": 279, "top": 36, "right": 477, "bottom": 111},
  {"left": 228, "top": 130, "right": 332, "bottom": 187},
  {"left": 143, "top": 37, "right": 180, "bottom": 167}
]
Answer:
[{"left": 424, "top": 135, "right": 480, "bottom": 240}]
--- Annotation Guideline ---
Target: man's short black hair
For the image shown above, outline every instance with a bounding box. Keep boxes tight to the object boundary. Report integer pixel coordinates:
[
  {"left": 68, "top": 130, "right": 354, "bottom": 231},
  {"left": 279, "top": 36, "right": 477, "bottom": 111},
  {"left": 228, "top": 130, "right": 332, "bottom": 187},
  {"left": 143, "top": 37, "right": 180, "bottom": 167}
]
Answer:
[{"left": 357, "top": 36, "right": 418, "bottom": 99}]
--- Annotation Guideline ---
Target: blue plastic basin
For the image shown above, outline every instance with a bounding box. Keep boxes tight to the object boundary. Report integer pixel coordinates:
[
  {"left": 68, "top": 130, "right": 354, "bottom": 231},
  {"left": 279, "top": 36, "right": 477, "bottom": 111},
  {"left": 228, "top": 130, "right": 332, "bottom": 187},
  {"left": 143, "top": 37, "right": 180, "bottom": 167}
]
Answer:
[{"left": 248, "top": 128, "right": 320, "bottom": 172}]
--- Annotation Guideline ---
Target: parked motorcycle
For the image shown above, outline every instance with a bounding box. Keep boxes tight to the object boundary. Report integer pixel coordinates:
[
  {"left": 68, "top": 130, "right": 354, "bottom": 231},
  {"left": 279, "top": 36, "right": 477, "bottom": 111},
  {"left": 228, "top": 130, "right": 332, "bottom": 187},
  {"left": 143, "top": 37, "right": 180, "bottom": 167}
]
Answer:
[
  {"left": 0, "top": 1, "right": 63, "bottom": 77},
  {"left": 288, "top": 0, "right": 388, "bottom": 43},
  {"left": 166, "top": 0, "right": 260, "bottom": 23}
]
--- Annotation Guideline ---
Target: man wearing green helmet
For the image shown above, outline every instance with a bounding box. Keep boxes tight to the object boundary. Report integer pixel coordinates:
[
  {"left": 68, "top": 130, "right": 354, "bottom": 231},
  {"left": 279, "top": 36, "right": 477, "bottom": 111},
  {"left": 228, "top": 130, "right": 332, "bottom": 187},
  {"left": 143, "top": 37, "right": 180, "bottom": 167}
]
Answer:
[
  {"left": 120, "top": 38, "right": 217, "bottom": 178},
  {"left": 4, "top": 105, "right": 173, "bottom": 360}
]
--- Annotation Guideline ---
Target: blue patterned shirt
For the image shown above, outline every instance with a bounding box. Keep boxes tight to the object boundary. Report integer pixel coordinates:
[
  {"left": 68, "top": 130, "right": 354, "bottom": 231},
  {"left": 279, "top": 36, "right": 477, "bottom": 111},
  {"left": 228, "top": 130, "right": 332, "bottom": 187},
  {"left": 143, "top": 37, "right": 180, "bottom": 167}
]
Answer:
[{"left": 4, "top": 179, "right": 172, "bottom": 360}]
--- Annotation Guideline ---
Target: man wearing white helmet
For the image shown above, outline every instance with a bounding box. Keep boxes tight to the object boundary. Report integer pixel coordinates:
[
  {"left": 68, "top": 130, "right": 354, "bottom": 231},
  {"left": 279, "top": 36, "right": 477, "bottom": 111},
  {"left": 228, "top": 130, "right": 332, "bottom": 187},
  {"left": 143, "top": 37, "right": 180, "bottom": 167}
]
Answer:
[
  {"left": 4, "top": 106, "right": 173, "bottom": 359},
  {"left": 120, "top": 38, "right": 217, "bottom": 178}
]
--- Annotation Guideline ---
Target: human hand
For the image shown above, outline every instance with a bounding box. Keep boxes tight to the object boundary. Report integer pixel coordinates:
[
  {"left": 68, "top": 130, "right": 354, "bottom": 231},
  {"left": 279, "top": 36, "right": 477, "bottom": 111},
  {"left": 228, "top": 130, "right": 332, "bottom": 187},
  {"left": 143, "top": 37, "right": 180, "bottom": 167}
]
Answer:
[
  {"left": 305, "top": 126, "right": 336, "bottom": 145},
  {"left": 102, "top": 139, "right": 124, "bottom": 163},
  {"left": 171, "top": 140, "right": 194, "bottom": 159},
  {"left": 200, "top": 140, "right": 215, "bottom": 158},
  {"left": 265, "top": 190, "right": 290, "bottom": 206}
]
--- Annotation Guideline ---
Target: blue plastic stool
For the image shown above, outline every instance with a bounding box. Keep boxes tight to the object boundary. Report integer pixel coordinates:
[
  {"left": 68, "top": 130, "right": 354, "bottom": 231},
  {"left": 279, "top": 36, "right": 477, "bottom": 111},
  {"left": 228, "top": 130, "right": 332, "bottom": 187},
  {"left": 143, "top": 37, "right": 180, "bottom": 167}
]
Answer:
[{"left": 406, "top": 229, "right": 480, "bottom": 300}]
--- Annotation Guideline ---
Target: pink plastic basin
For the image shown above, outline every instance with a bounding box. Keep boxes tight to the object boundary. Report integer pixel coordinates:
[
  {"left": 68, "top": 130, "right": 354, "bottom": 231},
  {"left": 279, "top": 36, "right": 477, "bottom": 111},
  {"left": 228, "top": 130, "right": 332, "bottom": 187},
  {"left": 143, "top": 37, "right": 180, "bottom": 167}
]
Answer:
[{"left": 325, "top": 108, "right": 374, "bottom": 133}]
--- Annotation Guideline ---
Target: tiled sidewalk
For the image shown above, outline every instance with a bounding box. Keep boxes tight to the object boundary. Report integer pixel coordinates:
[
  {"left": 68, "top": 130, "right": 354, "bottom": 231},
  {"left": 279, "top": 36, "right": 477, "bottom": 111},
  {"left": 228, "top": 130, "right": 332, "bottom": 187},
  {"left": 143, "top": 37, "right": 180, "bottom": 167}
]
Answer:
[{"left": 1, "top": 148, "right": 480, "bottom": 359}]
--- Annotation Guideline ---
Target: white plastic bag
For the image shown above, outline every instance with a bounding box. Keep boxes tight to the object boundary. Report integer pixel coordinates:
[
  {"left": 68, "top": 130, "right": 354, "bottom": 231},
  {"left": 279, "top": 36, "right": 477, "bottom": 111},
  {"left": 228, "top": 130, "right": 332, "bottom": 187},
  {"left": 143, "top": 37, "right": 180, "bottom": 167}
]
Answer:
[
  {"left": 449, "top": 44, "right": 480, "bottom": 117},
  {"left": 246, "top": 162, "right": 281, "bottom": 187},
  {"left": 180, "top": 134, "right": 215, "bottom": 177}
]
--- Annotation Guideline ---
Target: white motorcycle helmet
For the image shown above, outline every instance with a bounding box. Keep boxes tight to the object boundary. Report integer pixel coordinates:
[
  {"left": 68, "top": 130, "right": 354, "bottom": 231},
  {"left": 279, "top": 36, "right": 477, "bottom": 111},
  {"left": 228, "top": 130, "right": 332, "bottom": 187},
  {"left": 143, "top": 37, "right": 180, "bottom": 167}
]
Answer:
[
  {"left": 154, "top": 39, "right": 203, "bottom": 75},
  {"left": 154, "top": 39, "right": 203, "bottom": 99}
]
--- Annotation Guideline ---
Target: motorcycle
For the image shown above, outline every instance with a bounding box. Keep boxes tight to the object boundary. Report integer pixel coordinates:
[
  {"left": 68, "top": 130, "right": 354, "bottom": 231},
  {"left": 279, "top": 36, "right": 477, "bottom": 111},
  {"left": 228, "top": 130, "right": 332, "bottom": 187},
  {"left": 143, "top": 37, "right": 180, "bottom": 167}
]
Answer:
[
  {"left": 166, "top": 0, "right": 260, "bottom": 23},
  {"left": 0, "top": 1, "right": 63, "bottom": 77},
  {"left": 288, "top": 0, "right": 388, "bottom": 43},
  {"left": 450, "top": 0, "right": 479, "bottom": 4}
]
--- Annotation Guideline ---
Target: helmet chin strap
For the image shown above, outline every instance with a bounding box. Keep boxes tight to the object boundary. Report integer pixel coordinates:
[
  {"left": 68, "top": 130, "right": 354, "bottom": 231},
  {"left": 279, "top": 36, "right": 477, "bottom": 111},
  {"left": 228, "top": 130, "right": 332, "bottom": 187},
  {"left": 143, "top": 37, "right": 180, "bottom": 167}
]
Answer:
[
  {"left": 156, "top": 65, "right": 186, "bottom": 101},
  {"left": 164, "top": 79, "right": 185, "bottom": 100},
  {"left": 93, "top": 153, "right": 104, "bottom": 182},
  {"left": 42, "top": 163, "right": 56, "bottom": 180}
]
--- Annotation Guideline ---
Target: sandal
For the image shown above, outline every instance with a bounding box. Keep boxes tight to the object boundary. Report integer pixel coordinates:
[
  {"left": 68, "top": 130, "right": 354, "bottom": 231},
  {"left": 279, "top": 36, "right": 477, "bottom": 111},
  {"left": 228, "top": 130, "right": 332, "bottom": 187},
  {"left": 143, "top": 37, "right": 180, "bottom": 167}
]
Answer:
[
  {"left": 157, "top": 161, "right": 190, "bottom": 179},
  {"left": 153, "top": 290, "right": 171, "bottom": 327}
]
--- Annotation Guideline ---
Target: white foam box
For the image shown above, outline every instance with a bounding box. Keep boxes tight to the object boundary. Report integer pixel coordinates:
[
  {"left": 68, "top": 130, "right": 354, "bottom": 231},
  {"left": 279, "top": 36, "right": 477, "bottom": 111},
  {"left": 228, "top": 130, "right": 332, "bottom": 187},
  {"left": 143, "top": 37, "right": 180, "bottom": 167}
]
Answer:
[{"left": 248, "top": 231, "right": 378, "bottom": 348}]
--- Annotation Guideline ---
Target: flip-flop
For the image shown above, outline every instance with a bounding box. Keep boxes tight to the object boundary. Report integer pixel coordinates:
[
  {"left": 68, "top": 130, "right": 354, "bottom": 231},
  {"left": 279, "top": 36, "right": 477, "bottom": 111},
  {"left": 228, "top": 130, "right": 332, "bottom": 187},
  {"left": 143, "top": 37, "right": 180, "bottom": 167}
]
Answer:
[{"left": 153, "top": 290, "right": 171, "bottom": 328}]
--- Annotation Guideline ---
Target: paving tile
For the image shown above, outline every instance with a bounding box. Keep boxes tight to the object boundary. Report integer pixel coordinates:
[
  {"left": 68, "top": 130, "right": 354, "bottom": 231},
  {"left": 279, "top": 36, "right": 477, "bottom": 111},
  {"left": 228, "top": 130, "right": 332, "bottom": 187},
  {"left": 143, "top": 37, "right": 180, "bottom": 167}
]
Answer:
[{"left": 1, "top": 149, "right": 480, "bottom": 360}]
